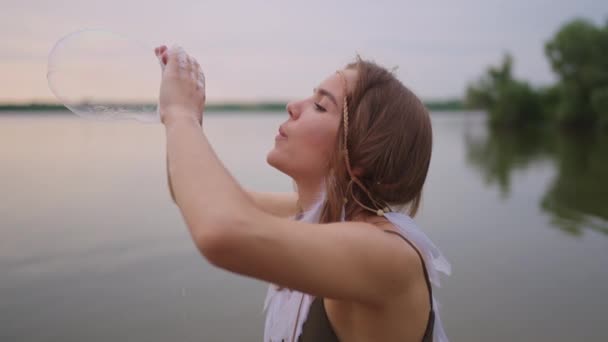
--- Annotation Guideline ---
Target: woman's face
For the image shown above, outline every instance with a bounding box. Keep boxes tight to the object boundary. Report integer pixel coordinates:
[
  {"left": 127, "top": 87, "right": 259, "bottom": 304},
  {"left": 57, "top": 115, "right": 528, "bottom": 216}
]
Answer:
[{"left": 267, "top": 69, "right": 357, "bottom": 181}]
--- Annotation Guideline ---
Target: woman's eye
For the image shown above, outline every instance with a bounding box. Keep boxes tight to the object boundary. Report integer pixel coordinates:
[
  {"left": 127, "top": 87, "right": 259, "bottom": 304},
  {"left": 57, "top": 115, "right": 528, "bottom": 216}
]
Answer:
[{"left": 314, "top": 103, "right": 327, "bottom": 112}]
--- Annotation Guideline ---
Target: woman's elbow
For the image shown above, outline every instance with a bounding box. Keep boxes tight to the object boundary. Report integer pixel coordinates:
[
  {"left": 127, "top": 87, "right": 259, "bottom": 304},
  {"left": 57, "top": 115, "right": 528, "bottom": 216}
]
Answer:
[{"left": 190, "top": 210, "right": 256, "bottom": 268}]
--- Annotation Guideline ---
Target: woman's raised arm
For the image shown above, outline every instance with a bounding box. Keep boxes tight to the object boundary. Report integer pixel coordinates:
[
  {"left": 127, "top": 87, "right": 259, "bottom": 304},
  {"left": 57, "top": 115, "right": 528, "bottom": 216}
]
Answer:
[
  {"left": 157, "top": 46, "right": 416, "bottom": 307},
  {"left": 244, "top": 190, "right": 299, "bottom": 218}
]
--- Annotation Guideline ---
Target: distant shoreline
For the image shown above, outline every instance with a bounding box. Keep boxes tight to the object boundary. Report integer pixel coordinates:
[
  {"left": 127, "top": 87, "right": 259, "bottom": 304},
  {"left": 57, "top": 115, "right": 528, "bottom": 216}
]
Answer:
[{"left": 0, "top": 100, "right": 465, "bottom": 112}]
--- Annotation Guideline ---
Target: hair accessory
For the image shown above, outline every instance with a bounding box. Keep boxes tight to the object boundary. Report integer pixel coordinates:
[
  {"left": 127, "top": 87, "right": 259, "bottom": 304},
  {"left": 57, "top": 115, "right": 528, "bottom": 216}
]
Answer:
[{"left": 336, "top": 70, "right": 393, "bottom": 217}]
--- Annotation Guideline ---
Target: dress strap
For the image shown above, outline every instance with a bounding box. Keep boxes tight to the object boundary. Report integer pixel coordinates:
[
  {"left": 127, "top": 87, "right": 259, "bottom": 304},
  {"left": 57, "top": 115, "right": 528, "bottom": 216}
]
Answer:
[
  {"left": 383, "top": 229, "right": 434, "bottom": 303},
  {"left": 382, "top": 212, "right": 451, "bottom": 342},
  {"left": 383, "top": 229, "right": 435, "bottom": 342},
  {"left": 383, "top": 212, "right": 451, "bottom": 287}
]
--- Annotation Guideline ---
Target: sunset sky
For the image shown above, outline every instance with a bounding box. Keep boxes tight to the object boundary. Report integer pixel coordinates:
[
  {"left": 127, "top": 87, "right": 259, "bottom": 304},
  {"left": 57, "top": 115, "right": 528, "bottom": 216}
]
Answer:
[{"left": 1, "top": 0, "right": 606, "bottom": 103}]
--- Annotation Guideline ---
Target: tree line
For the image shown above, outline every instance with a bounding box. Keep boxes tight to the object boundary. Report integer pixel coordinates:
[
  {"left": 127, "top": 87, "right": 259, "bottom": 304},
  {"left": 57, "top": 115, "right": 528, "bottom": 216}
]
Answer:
[{"left": 466, "top": 18, "right": 608, "bottom": 129}]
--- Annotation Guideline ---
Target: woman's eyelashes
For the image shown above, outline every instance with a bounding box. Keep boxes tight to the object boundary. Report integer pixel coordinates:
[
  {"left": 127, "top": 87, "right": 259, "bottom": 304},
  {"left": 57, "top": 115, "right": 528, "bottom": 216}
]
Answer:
[{"left": 314, "top": 102, "right": 327, "bottom": 112}]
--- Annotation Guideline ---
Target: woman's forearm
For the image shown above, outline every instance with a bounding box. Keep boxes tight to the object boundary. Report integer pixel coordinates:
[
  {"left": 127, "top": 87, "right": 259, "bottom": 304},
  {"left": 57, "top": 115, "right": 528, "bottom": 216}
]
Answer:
[{"left": 164, "top": 115, "right": 255, "bottom": 237}]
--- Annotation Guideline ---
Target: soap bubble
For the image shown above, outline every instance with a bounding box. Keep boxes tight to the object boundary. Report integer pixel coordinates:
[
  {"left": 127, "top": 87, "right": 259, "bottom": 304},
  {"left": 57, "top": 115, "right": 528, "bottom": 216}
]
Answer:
[{"left": 47, "top": 29, "right": 163, "bottom": 123}]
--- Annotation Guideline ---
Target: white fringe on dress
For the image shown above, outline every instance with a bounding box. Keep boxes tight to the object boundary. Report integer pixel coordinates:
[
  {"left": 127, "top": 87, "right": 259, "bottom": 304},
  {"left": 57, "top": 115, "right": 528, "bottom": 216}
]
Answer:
[{"left": 262, "top": 189, "right": 451, "bottom": 342}]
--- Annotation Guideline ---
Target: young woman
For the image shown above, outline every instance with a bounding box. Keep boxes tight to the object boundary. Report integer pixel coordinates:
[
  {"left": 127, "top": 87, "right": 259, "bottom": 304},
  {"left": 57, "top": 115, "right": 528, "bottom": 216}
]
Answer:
[{"left": 155, "top": 45, "right": 451, "bottom": 342}]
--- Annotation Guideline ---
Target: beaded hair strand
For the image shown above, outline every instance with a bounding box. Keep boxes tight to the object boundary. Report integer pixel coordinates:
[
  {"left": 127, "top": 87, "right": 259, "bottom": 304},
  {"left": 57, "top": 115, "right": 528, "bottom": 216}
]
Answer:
[{"left": 335, "top": 70, "right": 392, "bottom": 217}]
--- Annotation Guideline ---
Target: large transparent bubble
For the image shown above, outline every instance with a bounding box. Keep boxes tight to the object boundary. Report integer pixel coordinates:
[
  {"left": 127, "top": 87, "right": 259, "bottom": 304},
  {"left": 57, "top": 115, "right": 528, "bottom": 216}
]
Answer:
[{"left": 47, "top": 29, "right": 162, "bottom": 123}]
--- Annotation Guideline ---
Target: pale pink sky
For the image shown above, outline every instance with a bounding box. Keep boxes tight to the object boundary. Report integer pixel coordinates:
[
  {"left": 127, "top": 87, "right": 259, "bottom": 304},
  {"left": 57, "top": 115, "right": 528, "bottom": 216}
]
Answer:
[{"left": 1, "top": 0, "right": 606, "bottom": 103}]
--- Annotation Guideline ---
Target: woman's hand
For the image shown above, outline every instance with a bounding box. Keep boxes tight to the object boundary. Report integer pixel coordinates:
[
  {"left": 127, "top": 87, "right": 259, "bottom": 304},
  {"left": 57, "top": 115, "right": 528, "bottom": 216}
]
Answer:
[{"left": 155, "top": 45, "right": 206, "bottom": 126}]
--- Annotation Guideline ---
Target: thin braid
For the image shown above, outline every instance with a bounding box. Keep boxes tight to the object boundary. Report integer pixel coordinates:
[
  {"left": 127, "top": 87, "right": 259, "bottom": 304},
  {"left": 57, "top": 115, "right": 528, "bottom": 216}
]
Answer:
[{"left": 336, "top": 70, "right": 392, "bottom": 217}]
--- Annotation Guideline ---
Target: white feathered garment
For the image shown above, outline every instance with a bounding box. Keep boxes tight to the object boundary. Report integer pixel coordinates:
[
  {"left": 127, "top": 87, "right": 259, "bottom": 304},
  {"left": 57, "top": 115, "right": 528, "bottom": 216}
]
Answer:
[{"left": 262, "top": 190, "right": 451, "bottom": 342}]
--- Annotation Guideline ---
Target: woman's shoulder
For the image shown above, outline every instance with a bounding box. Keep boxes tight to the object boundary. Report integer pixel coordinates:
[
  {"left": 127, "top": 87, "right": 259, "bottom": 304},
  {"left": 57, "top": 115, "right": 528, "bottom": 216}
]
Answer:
[{"left": 352, "top": 213, "right": 429, "bottom": 286}]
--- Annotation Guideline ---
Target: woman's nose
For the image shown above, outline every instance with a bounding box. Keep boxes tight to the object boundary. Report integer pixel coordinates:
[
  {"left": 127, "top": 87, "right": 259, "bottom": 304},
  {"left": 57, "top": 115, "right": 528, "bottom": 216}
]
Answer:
[{"left": 286, "top": 101, "right": 300, "bottom": 120}]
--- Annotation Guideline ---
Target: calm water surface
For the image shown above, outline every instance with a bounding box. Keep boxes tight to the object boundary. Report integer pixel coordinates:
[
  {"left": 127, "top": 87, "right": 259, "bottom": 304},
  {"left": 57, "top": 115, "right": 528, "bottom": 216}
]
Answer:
[{"left": 1, "top": 111, "right": 607, "bottom": 341}]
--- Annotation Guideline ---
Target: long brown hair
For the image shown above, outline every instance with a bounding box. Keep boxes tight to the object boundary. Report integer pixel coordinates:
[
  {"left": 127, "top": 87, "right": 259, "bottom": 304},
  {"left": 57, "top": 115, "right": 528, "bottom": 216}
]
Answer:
[{"left": 314, "top": 57, "right": 433, "bottom": 223}]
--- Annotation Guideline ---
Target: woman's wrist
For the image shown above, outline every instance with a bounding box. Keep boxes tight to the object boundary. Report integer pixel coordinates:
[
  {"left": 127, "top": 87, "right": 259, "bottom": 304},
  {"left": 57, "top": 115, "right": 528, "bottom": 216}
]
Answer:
[{"left": 161, "top": 108, "right": 203, "bottom": 128}]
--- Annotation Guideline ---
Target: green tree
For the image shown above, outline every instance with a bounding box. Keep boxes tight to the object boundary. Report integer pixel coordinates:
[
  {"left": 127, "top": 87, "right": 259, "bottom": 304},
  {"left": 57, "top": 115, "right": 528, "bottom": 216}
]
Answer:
[
  {"left": 545, "top": 18, "right": 608, "bottom": 127},
  {"left": 591, "top": 86, "right": 608, "bottom": 128},
  {"left": 466, "top": 54, "right": 542, "bottom": 126}
]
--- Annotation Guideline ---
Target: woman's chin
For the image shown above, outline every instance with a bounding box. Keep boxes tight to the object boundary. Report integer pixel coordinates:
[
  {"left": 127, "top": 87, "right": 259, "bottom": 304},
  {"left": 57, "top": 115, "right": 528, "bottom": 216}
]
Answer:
[
  {"left": 267, "top": 149, "right": 289, "bottom": 172},
  {"left": 266, "top": 148, "right": 280, "bottom": 168}
]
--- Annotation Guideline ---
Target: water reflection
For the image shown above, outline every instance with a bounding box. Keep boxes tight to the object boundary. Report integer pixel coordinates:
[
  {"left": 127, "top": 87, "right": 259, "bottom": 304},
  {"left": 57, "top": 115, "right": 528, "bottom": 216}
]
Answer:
[{"left": 465, "top": 124, "right": 608, "bottom": 236}]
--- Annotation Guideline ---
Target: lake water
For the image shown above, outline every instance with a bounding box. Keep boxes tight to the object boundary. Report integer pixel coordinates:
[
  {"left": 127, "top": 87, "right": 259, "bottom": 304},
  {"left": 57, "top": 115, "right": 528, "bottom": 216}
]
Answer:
[{"left": 1, "top": 111, "right": 607, "bottom": 341}]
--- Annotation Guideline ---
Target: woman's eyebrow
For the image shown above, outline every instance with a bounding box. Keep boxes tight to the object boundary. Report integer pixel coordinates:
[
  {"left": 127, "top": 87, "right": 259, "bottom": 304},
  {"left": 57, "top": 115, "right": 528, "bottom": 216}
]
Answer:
[{"left": 313, "top": 87, "right": 339, "bottom": 107}]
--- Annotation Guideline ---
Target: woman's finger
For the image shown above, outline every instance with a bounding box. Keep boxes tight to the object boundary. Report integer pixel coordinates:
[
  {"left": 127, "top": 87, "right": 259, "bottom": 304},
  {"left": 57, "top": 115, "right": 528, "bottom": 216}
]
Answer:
[
  {"left": 188, "top": 55, "right": 196, "bottom": 73},
  {"left": 161, "top": 50, "right": 170, "bottom": 67},
  {"left": 165, "top": 46, "right": 184, "bottom": 73},
  {"left": 154, "top": 45, "right": 168, "bottom": 57}
]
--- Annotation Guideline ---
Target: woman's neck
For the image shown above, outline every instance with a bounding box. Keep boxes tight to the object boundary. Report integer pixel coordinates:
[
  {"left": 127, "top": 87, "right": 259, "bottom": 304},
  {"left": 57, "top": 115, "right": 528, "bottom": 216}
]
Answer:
[{"left": 295, "top": 180, "right": 325, "bottom": 214}]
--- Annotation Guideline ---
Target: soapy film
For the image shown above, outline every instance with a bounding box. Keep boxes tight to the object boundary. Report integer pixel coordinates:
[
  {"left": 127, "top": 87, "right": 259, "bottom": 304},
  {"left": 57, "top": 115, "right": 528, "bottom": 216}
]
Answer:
[
  {"left": 173, "top": 46, "right": 206, "bottom": 93},
  {"left": 47, "top": 29, "right": 163, "bottom": 123}
]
